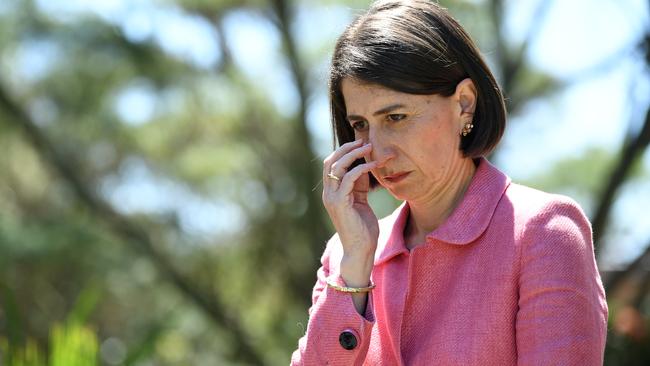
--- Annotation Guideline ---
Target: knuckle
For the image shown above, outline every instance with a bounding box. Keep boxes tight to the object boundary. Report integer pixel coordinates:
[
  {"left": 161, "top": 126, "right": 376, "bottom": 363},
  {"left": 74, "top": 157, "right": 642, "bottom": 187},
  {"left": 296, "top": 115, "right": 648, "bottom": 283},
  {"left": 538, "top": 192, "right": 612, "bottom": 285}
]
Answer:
[
  {"left": 348, "top": 165, "right": 363, "bottom": 174},
  {"left": 341, "top": 170, "right": 355, "bottom": 180},
  {"left": 342, "top": 140, "right": 356, "bottom": 148}
]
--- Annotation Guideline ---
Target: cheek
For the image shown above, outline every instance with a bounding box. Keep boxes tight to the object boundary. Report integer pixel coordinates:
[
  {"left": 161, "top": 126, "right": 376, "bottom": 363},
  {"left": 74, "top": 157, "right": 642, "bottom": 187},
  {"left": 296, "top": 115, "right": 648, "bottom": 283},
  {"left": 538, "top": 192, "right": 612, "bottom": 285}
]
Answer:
[
  {"left": 413, "top": 118, "right": 445, "bottom": 148},
  {"left": 408, "top": 119, "right": 459, "bottom": 163},
  {"left": 424, "top": 114, "right": 459, "bottom": 146}
]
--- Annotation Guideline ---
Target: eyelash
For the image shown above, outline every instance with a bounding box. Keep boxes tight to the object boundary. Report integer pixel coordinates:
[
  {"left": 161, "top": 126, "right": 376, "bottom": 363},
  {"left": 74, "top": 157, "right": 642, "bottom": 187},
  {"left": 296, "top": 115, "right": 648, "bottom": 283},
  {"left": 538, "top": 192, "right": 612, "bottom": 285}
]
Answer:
[
  {"left": 350, "top": 114, "right": 406, "bottom": 131},
  {"left": 387, "top": 114, "right": 406, "bottom": 122},
  {"left": 351, "top": 121, "right": 368, "bottom": 131}
]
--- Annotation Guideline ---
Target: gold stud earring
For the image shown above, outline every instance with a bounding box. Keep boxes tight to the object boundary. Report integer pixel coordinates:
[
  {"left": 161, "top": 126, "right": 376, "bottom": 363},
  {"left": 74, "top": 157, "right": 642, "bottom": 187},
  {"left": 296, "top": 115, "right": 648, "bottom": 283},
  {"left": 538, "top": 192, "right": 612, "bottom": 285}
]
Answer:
[{"left": 461, "top": 121, "right": 474, "bottom": 136}]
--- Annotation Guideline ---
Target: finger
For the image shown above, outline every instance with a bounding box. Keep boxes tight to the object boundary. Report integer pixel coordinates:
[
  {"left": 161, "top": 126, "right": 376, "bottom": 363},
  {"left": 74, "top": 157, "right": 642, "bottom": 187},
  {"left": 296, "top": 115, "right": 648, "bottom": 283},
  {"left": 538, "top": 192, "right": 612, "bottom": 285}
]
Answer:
[
  {"left": 323, "top": 139, "right": 364, "bottom": 180},
  {"left": 324, "top": 171, "right": 342, "bottom": 192},
  {"left": 330, "top": 143, "right": 372, "bottom": 178},
  {"left": 337, "top": 160, "right": 379, "bottom": 196}
]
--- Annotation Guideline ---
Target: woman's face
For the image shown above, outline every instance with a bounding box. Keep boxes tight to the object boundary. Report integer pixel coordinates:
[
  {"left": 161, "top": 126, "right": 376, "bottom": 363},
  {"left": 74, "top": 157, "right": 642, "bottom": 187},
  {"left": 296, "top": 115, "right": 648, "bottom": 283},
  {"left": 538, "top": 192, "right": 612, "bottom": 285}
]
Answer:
[{"left": 341, "top": 77, "right": 475, "bottom": 202}]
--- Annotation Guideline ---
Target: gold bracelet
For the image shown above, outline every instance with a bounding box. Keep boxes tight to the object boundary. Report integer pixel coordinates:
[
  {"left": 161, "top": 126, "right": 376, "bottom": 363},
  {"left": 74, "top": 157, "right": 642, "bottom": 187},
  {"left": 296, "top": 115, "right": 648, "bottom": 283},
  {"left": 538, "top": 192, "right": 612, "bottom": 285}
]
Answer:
[{"left": 326, "top": 279, "right": 376, "bottom": 293}]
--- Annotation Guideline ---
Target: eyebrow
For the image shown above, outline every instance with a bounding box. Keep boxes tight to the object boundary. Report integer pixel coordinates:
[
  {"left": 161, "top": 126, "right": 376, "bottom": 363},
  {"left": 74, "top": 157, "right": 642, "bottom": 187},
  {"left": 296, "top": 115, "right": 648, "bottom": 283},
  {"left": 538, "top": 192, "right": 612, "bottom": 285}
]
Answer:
[{"left": 346, "top": 103, "right": 406, "bottom": 121}]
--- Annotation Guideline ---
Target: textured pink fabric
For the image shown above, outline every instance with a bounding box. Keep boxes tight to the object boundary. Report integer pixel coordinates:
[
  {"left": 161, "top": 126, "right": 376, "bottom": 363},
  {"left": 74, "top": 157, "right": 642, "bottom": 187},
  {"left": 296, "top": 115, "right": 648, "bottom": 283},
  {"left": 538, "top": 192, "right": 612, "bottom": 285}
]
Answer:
[{"left": 291, "top": 158, "right": 608, "bottom": 365}]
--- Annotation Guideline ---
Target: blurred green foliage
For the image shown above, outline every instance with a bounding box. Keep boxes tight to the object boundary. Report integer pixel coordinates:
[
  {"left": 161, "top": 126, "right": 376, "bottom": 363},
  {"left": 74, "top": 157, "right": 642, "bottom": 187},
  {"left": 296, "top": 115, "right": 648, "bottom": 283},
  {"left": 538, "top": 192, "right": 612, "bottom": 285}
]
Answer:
[
  {"left": 1, "top": 284, "right": 99, "bottom": 366},
  {"left": 1, "top": 322, "right": 98, "bottom": 366}
]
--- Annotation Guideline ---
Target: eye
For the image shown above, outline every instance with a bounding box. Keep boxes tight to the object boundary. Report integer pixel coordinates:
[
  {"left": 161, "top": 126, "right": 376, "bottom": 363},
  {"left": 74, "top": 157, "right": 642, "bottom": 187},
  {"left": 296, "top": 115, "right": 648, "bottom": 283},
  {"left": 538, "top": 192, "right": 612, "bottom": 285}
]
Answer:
[
  {"left": 387, "top": 114, "right": 406, "bottom": 122},
  {"left": 351, "top": 120, "right": 369, "bottom": 131}
]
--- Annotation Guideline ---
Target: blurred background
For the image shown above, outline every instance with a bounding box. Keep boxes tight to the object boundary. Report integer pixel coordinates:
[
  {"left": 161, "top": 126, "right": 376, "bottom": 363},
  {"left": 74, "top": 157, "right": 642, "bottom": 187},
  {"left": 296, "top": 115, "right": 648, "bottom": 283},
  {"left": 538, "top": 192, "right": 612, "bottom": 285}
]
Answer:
[{"left": 0, "top": 0, "right": 649, "bottom": 364}]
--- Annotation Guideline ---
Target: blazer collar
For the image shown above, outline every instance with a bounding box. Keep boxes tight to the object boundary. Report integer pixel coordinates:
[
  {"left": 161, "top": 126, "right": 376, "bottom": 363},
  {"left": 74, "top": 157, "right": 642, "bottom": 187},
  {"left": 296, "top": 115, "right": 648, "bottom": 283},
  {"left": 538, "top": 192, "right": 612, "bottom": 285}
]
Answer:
[{"left": 374, "top": 157, "right": 511, "bottom": 265}]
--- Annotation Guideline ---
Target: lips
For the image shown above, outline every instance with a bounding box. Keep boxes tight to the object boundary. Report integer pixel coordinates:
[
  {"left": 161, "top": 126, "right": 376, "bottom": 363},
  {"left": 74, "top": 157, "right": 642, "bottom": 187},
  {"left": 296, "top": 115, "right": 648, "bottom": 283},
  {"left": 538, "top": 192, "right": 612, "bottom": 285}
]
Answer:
[{"left": 383, "top": 171, "right": 411, "bottom": 183}]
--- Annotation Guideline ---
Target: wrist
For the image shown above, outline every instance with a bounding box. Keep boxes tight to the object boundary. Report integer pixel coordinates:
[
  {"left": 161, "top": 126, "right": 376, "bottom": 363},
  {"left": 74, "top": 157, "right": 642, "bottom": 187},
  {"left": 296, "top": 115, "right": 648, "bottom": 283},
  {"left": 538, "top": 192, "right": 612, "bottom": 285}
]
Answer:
[
  {"left": 326, "top": 279, "right": 375, "bottom": 293},
  {"left": 339, "top": 254, "right": 374, "bottom": 288}
]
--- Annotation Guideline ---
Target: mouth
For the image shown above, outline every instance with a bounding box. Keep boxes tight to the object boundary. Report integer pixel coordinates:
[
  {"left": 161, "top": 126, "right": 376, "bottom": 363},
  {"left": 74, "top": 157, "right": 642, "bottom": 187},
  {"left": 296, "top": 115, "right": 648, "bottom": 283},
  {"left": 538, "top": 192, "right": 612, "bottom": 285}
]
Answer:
[{"left": 383, "top": 171, "right": 411, "bottom": 184}]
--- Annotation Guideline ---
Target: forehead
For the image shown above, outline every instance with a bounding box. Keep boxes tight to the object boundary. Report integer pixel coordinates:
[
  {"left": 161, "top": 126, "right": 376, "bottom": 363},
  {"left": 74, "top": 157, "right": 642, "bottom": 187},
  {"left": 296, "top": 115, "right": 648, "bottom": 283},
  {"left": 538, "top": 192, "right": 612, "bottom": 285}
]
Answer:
[
  {"left": 341, "top": 78, "right": 404, "bottom": 104},
  {"left": 341, "top": 78, "right": 435, "bottom": 115}
]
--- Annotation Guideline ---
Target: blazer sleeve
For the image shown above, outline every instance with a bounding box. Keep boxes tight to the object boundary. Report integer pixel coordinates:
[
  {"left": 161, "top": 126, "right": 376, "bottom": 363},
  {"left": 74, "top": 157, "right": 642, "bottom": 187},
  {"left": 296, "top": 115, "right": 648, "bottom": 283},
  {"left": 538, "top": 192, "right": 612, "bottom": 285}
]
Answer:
[
  {"left": 516, "top": 197, "right": 609, "bottom": 365},
  {"left": 290, "top": 235, "right": 376, "bottom": 365}
]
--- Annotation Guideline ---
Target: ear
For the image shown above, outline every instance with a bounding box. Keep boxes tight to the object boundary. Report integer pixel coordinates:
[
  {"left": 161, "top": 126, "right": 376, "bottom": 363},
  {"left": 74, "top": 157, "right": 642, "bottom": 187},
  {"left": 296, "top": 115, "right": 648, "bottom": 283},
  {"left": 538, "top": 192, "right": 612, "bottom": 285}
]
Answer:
[{"left": 454, "top": 78, "right": 477, "bottom": 122}]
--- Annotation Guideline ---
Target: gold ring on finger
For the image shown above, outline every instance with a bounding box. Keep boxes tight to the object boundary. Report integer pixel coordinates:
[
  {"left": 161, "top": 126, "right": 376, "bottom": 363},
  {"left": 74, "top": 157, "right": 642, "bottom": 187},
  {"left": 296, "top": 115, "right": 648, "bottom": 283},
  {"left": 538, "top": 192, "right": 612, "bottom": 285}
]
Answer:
[{"left": 327, "top": 172, "right": 341, "bottom": 181}]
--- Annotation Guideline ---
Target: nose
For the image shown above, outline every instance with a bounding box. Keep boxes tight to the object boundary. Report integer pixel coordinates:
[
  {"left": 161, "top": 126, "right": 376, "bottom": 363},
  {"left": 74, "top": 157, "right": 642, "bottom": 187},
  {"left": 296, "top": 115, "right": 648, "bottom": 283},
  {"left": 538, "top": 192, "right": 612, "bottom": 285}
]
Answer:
[{"left": 367, "top": 127, "right": 396, "bottom": 164}]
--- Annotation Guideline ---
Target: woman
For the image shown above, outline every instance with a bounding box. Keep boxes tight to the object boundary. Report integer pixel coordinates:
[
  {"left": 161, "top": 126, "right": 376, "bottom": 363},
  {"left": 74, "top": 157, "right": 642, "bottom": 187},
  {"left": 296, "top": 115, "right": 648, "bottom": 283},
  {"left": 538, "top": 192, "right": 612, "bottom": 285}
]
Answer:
[{"left": 291, "top": 0, "right": 608, "bottom": 364}]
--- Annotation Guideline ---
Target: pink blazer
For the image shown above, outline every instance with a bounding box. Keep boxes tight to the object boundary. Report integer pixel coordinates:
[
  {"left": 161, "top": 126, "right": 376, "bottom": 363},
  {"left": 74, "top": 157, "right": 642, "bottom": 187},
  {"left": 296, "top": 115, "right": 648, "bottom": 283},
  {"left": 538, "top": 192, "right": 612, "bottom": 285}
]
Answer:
[{"left": 291, "top": 158, "right": 608, "bottom": 365}]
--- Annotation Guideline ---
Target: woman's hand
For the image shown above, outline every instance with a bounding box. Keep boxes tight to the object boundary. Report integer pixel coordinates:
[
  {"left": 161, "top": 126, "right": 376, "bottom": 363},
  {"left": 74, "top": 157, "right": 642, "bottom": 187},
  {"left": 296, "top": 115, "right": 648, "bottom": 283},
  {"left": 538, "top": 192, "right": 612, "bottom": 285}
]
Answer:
[{"left": 322, "top": 139, "right": 384, "bottom": 291}]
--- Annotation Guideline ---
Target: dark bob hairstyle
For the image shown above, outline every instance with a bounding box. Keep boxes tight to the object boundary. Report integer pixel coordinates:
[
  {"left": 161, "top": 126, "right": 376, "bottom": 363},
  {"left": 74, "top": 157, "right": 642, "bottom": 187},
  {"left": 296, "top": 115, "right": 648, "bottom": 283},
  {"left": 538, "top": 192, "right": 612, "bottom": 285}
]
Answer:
[{"left": 329, "top": 0, "right": 506, "bottom": 188}]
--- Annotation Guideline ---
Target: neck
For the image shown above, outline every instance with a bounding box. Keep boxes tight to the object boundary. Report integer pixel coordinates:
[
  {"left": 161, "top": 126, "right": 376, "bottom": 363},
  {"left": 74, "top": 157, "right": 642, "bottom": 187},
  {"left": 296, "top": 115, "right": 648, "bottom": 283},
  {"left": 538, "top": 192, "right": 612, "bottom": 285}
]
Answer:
[{"left": 404, "top": 158, "right": 477, "bottom": 249}]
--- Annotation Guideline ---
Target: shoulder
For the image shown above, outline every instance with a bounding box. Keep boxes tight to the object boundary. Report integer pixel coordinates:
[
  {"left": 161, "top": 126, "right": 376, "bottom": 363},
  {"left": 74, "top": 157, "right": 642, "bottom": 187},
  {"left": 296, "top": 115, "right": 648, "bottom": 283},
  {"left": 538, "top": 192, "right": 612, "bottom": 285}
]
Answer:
[
  {"left": 505, "top": 182, "right": 589, "bottom": 224},
  {"left": 504, "top": 182, "right": 592, "bottom": 250}
]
